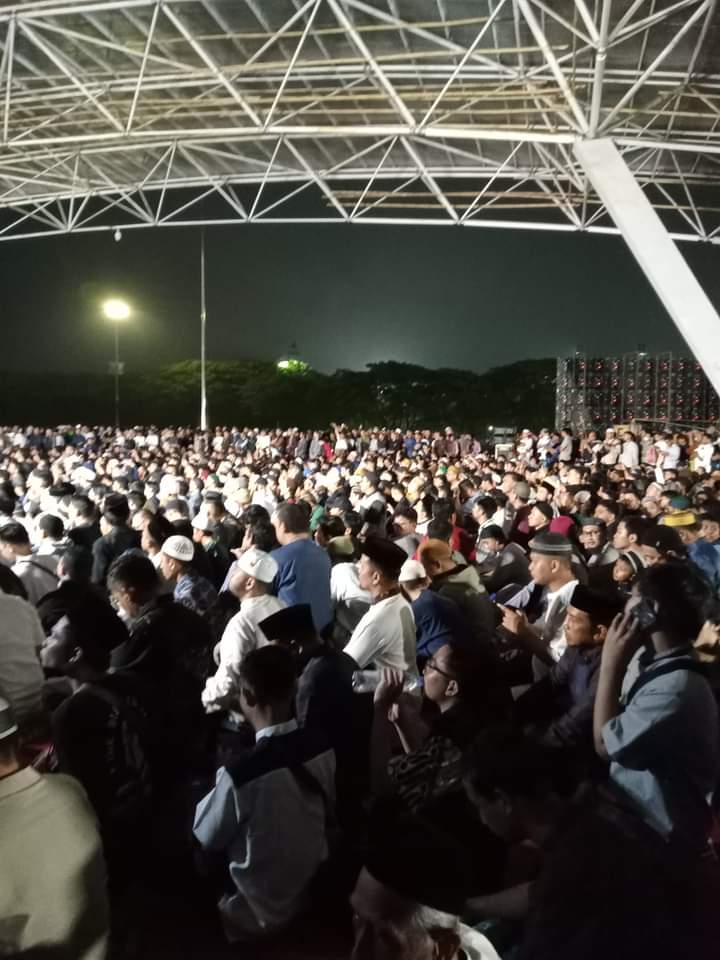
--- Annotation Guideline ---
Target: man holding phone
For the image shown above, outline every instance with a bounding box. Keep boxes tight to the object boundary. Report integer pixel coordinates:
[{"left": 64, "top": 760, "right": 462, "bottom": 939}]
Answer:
[{"left": 593, "top": 563, "right": 719, "bottom": 856}]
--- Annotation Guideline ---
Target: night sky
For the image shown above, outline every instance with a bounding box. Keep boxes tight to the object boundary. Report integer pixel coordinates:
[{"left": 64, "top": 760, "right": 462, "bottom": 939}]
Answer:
[{"left": 3, "top": 223, "right": 718, "bottom": 375}]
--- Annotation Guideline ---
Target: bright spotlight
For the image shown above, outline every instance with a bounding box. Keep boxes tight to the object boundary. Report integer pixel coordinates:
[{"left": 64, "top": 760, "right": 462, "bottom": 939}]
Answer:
[{"left": 102, "top": 298, "right": 131, "bottom": 322}]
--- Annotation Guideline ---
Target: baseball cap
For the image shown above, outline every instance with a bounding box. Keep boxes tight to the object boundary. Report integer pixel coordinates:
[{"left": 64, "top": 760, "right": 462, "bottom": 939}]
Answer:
[
  {"left": 161, "top": 535, "right": 194, "bottom": 562},
  {"left": 235, "top": 547, "right": 278, "bottom": 584},
  {"left": 398, "top": 558, "right": 426, "bottom": 583}
]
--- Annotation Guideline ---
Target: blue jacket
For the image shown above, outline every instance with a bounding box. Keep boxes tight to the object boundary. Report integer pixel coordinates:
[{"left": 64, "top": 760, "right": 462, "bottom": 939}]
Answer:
[
  {"left": 688, "top": 539, "right": 720, "bottom": 593},
  {"left": 412, "top": 589, "right": 473, "bottom": 659},
  {"left": 271, "top": 538, "right": 332, "bottom": 630}
]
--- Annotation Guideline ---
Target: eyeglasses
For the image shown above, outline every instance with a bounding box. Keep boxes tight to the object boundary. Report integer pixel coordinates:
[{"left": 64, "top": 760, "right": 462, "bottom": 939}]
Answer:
[{"left": 423, "top": 657, "right": 455, "bottom": 680}]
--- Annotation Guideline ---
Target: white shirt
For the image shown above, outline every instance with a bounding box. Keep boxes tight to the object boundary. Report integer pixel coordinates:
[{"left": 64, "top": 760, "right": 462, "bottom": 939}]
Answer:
[
  {"left": 535, "top": 578, "right": 579, "bottom": 662},
  {"left": 331, "top": 562, "right": 371, "bottom": 606},
  {"left": 663, "top": 443, "right": 681, "bottom": 470},
  {"left": 0, "top": 767, "right": 109, "bottom": 959},
  {"left": 252, "top": 491, "right": 277, "bottom": 515},
  {"left": 0, "top": 592, "right": 45, "bottom": 722},
  {"left": 202, "top": 594, "right": 286, "bottom": 712},
  {"left": 331, "top": 562, "right": 372, "bottom": 640},
  {"left": 696, "top": 443, "right": 715, "bottom": 472},
  {"left": 344, "top": 593, "right": 418, "bottom": 678},
  {"left": 620, "top": 440, "right": 640, "bottom": 469},
  {"left": 12, "top": 553, "right": 59, "bottom": 606}
]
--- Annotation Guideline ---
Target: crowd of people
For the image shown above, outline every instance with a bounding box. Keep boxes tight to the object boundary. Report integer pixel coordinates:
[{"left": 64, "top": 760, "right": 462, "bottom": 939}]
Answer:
[{"left": 1, "top": 419, "right": 720, "bottom": 960}]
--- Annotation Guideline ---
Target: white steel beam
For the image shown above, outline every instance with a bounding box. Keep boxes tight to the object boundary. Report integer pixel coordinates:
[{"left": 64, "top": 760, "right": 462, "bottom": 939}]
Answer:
[
  {"left": 401, "top": 135, "right": 458, "bottom": 221},
  {"left": 125, "top": 0, "right": 160, "bottom": 134},
  {"left": 588, "top": 0, "right": 612, "bottom": 138},
  {"left": 575, "top": 137, "right": 720, "bottom": 396},
  {"left": 418, "top": 0, "right": 509, "bottom": 128},
  {"left": 2, "top": 14, "right": 15, "bottom": 143},
  {"left": 600, "top": 0, "right": 712, "bottom": 133},
  {"left": 264, "top": 0, "right": 321, "bottom": 128},
  {"left": 516, "top": 0, "right": 589, "bottom": 133},
  {"left": 161, "top": 4, "right": 262, "bottom": 126},
  {"left": 18, "top": 20, "right": 124, "bottom": 132},
  {"left": 326, "top": 0, "right": 415, "bottom": 127},
  {"left": 284, "top": 139, "right": 349, "bottom": 220}
]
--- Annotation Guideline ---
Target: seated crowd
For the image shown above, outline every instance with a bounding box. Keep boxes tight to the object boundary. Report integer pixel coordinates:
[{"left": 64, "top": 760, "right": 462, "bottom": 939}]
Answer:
[{"left": 2, "top": 420, "right": 720, "bottom": 959}]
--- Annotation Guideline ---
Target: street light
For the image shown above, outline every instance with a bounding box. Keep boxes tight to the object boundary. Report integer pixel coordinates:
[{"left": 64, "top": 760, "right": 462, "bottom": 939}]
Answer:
[{"left": 102, "top": 298, "right": 130, "bottom": 429}]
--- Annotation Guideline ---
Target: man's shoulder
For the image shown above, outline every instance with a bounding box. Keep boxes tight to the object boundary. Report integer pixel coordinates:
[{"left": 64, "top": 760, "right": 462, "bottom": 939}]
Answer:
[
  {"left": 226, "top": 727, "right": 332, "bottom": 790},
  {"left": 0, "top": 590, "right": 38, "bottom": 628},
  {"left": 0, "top": 590, "right": 31, "bottom": 613},
  {"left": 303, "top": 649, "right": 355, "bottom": 685},
  {"left": 135, "top": 596, "right": 207, "bottom": 631}
]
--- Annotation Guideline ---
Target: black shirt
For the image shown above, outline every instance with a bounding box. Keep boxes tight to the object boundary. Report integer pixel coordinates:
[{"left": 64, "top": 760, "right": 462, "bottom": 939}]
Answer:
[
  {"left": 68, "top": 520, "right": 101, "bottom": 552},
  {"left": 52, "top": 670, "right": 153, "bottom": 832},
  {"left": 91, "top": 524, "right": 141, "bottom": 585}
]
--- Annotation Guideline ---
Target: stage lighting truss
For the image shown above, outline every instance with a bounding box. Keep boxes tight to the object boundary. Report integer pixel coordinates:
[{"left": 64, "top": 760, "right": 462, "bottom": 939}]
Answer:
[{"left": 0, "top": 0, "right": 718, "bottom": 243}]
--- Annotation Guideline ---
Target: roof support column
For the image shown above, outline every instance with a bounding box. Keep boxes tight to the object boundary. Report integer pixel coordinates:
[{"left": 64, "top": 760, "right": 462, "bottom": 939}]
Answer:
[{"left": 574, "top": 137, "right": 720, "bottom": 396}]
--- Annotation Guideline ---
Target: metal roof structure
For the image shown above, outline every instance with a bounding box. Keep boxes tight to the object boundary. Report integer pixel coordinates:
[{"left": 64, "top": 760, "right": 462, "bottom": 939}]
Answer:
[{"left": 0, "top": 0, "right": 719, "bottom": 243}]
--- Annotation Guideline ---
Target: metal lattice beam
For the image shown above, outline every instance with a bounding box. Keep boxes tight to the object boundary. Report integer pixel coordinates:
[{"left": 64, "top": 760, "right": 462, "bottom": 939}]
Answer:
[{"left": 0, "top": 0, "right": 716, "bottom": 242}]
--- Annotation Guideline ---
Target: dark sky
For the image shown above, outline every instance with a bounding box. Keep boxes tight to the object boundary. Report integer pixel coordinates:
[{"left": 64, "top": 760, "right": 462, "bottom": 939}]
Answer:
[{"left": 2, "top": 222, "right": 716, "bottom": 375}]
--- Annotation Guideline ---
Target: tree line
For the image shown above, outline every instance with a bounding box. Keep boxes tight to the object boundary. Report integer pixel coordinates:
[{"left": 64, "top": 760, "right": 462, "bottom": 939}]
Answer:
[{"left": 0, "top": 358, "right": 556, "bottom": 431}]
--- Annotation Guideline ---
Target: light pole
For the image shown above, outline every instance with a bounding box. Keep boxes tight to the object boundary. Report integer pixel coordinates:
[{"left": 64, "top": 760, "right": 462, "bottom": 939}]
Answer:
[{"left": 102, "top": 298, "right": 130, "bottom": 428}]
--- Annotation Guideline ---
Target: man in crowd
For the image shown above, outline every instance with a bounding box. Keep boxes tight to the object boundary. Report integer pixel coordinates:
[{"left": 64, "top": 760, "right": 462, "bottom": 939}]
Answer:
[
  {"left": 159, "top": 533, "right": 217, "bottom": 616},
  {"left": 35, "top": 513, "right": 71, "bottom": 557},
  {"left": 259, "top": 602, "right": 357, "bottom": 819},
  {"left": 91, "top": 492, "right": 140, "bottom": 586},
  {"left": 477, "top": 524, "right": 531, "bottom": 596},
  {"left": 0, "top": 697, "right": 110, "bottom": 959},
  {"left": 0, "top": 519, "right": 59, "bottom": 605},
  {"left": 0, "top": 584, "right": 46, "bottom": 733},
  {"left": 344, "top": 536, "right": 418, "bottom": 679},
  {"left": 594, "top": 563, "right": 719, "bottom": 854},
  {"left": 499, "top": 532, "right": 579, "bottom": 671},
  {"left": 202, "top": 547, "right": 285, "bottom": 713},
  {"left": 67, "top": 494, "right": 101, "bottom": 550},
  {"left": 579, "top": 517, "right": 619, "bottom": 569},
  {"left": 39, "top": 593, "right": 153, "bottom": 883},
  {"left": 350, "top": 802, "right": 500, "bottom": 960},
  {"left": 612, "top": 516, "right": 648, "bottom": 566},
  {"left": 271, "top": 502, "right": 332, "bottom": 632},
  {"left": 418, "top": 538, "right": 496, "bottom": 642},
  {"left": 393, "top": 505, "right": 420, "bottom": 557},
  {"left": 107, "top": 552, "right": 212, "bottom": 771},
  {"left": 516, "top": 585, "right": 624, "bottom": 757},
  {"left": 398, "top": 557, "right": 472, "bottom": 666},
  {"left": 193, "top": 645, "right": 335, "bottom": 942},
  {"left": 663, "top": 509, "right": 720, "bottom": 591}
]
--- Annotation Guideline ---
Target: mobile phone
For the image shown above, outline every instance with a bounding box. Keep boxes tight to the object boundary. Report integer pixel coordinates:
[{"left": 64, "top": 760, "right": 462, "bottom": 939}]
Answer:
[{"left": 632, "top": 597, "right": 657, "bottom": 631}]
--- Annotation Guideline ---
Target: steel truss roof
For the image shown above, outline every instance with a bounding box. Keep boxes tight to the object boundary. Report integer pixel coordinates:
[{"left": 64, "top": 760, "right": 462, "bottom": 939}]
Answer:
[{"left": 0, "top": 0, "right": 719, "bottom": 243}]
